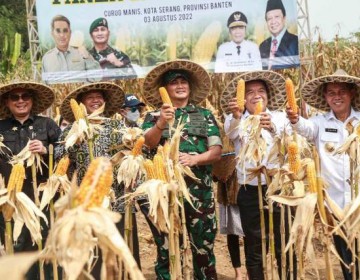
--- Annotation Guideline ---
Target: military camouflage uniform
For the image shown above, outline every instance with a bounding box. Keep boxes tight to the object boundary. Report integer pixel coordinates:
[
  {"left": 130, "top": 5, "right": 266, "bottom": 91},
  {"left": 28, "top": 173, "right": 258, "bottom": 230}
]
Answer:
[
  {"left": 142, "top": 103, "right": 222, "bottom": 280},
  {"left": 89, "top": 46, "right": 134, "bottom": 69}
]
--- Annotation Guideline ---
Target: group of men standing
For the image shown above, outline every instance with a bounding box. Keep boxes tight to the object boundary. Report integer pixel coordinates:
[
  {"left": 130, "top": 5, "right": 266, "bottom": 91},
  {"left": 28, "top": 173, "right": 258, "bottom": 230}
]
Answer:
[
  {"left": 215, "top": 0, "right": 299, "bottom": 73},
  {"left": 42, "top": 15, "right": 136, "bottom": 83}
]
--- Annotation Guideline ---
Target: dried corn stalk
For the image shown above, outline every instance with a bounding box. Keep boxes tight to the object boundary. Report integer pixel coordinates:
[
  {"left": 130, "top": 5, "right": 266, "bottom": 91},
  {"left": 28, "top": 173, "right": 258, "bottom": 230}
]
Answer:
[{"left": 46, "top": 157, "right": 144, "bottom": 280}]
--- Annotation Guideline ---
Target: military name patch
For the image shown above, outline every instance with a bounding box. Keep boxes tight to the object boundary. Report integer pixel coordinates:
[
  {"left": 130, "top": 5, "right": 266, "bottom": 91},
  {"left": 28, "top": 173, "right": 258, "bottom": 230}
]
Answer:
[{"left": 325, "top": 128, "right": 338, "bottom": 133}]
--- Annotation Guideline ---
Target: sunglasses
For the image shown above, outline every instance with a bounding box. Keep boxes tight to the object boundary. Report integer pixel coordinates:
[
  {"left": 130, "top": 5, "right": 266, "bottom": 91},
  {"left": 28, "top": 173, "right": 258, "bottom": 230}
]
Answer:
[
  {"left": 8, "top": 93, "right": 33, "bottom": 102},
  {"left": 127, "top": 107, "right": 139, "bottom": 112},
  {"left": 54, "top": 28, "right": 69, "bottom": 34}
]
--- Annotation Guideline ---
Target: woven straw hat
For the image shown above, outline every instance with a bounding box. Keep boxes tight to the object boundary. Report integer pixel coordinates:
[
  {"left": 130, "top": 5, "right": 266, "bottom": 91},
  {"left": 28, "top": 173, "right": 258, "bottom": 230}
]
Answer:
[
  {"left": 212, "top": 153, "right": 236, "bottom": 182},
  {"left": 220, "top": 70, "right": 286, "bottom": 114},
  {"left": 60, "top": 82, "right": 124, "bottom": 122},
  {"left": 302, "top": 69, "right": 360, "bottom": 111},
  {"left": 0, "top": 82, "right": 55, "bottom": 119},
  {"left": 142, "top": 60, "right": 211, "bottom": 108}
]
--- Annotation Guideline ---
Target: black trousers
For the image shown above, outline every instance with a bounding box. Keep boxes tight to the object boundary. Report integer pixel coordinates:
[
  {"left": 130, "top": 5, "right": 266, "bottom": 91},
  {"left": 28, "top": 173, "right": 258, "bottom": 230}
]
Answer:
[
  {"left": 227, "top": 234, "right": 241, "bottom": 268},
  {"left": 237, "top": 185, "right": 296, "bottom": 280},
  {"left": 333, "top": 234, "right": 358, "bottom": 280}
]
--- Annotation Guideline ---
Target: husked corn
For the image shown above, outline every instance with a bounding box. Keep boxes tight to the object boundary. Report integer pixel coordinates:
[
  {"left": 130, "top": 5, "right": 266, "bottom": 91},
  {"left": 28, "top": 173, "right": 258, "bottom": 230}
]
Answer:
[
  {"left": 7, "top": 162, "right": 25, "bottom": 193},
  {"left": 74, "top": 157, "right": 113, "bottom": 209},
  {"left": 55, "top": 155, "right": 70, "bottom": 176},
  {"left": 285, "top": 78, "right": 297, "bottom": 113},
  {"left": 236, "top": 79, "right": 245, "bottom": 112},
  {"left": 159, "top": 87, "right": 173, "bottom": 106},
  {"left": 288, "top": 141, "right": 301, "bottom": 174},
  {"left": 306, "top": 161, "right": 317, "bottom": 193},
  {"left": 131, "top": 136, "right": 145, "bottom": 156}
]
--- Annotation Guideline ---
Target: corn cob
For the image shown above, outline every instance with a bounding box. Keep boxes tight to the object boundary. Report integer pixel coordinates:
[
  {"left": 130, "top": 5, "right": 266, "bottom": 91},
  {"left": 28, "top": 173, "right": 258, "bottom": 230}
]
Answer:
[
  {"left": 285, "top": 78, "right": 297, "bottom": 113},
  {"left": 288, "top": 141, "right": 301, "bottom": 174},
  {"left": 7, "top": 162, "right": 25, "bottom": 193},
  {"left": 70, "top": 99, "right": 85, "bottom": 121},
  {"left": 192, "top": 21, "right": 222, "bottom": 64},
  {"left": 166, "top": 24, "right": 181, "bottom": 60},
  {"left": 153, "top": 154, "right": 168, "bottom": 182},
  {"left": 131, "top": 136, "right": 145, "bottom": 156},
  {"left": 306, "top": 161, "right": 317, "bottom": 193},
  {"left": 236, "top": 79, "right": 245, "bottom": 112},
  {"left": 74, "top": 157, "right": 113, "bottom": 209},
  {"left": 159, "top": 87, "right": 173, "bottom": 106},
  {"left": 55, "top": 155, "right": 70, "bottom": 176},
  {"left": 143, "top": 159, "right": 156, "bottom": 179},
  {"left": 254, "top": 100, "right": 263, "bottom": 115},
  {"left": 163, "top": 141, "right": 170, "bottom": 159}
]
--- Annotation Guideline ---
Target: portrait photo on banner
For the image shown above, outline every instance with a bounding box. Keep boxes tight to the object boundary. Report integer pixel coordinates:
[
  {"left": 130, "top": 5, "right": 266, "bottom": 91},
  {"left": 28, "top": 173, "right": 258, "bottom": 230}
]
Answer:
[{"left": 36, "top": 0, "right": 299, "bottom": 84}]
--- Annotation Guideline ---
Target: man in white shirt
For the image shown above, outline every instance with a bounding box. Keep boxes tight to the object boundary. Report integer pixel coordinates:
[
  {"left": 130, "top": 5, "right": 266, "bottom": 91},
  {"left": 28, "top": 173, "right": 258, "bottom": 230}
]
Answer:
[
  {"left": 214, "top": 11, "right": 262, "bottom": 73},
  {"left": 286, "top": 69, "right": 360, "bottom": 280},
  {"left": 222, "top": 70, "right": 295, "bottom": 279}
]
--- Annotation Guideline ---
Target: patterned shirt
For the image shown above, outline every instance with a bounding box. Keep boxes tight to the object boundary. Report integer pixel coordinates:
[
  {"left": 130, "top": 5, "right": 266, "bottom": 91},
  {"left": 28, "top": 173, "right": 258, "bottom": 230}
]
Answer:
[
  {"left": 89, "top": 45, "right": 132, "bottom": 69},
  {"left": 55, "top": 118, "right": 127, "bottom": 211}
]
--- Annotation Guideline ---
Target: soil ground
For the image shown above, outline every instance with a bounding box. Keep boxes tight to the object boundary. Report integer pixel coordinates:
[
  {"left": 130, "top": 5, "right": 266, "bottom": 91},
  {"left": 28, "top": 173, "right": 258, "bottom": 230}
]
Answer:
[{"left": 136, "top": 206, "right": 344, "bottom": 280}]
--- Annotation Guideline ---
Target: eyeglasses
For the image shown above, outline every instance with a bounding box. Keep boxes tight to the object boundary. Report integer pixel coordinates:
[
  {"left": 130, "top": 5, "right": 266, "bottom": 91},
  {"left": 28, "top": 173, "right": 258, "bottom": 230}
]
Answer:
[
  {"left": 8, "top": 93, "right": 33, "bottom": 102},
  {"left": 54, "top": 28, "right": 69, "bottom": 34}
]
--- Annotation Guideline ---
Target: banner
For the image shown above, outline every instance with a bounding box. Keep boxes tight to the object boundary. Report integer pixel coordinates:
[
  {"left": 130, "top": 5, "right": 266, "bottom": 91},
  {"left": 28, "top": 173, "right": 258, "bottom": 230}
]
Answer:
[{"left": 36, "top": 0, "right": 299, "bottom": 84}]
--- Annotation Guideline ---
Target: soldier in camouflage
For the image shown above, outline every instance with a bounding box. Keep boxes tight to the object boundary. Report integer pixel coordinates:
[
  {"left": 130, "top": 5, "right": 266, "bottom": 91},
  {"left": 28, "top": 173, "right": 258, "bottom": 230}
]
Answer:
[
  {"left": 142, "top": 60, "right": 222, "bottom": 280},
  {"left": 88, "top": 17, "right": 137, "bottom": 78}
]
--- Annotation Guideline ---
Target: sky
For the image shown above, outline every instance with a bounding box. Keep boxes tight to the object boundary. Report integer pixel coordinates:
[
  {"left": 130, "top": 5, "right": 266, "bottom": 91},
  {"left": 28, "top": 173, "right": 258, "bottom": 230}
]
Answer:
[{"left": 307, "top": 0, "right": 360, "bottom": 41}]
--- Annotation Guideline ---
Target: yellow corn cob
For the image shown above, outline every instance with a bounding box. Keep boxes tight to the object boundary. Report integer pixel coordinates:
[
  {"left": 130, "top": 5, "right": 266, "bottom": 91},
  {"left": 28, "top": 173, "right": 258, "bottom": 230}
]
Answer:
[
  {"left": 70, "top": 99, "right": 85, "bottom": 121},
  {"left": 7, "top": 162, "right": 25, "bottom": 193},
  {"left": 306, "top": 161, "right": 317, "bottom": 193},
  {"left": 131, "top": 136, "right": 145, "bottom": 156},
  {"left": 157, "top": 145, "right": 164, "bottom": 158},
  {"left": 74, "top": 157, "right": 113, "bottom": 209},
  {"left": 285, "top": 78, "right": 297, "bottom": 113},
  {"left": 159, "top": 87, "right": 173, "bottom": 106},
  {"left": 192, "top": 21, "right": 222, "bottom": 64},
  {"left": 143, "top": 159, "right": 156, "bottom": 179},
  {"left": 166, "top": 24, "right": 181, "bottom": 60},
  {"left": 254, "top": 100, "right": 263, "bottom": 115},
  {"left": 55, "top": 155, "right": 70, "bottom": 176},
  {"left": 288, "top": 141, "right": 301, "bottom": 174},
  {"left": 55, "top": 107, "right": 60, "bottom": 116},
  {"left": 355, "top": 124, "right": 360, "bottom": 137},
  {"left": 163, "top": 141, "right": 170, "bottom": 159},
  {"left": 236, "top": 79, "right": 245, "bottom": 112},
  {"left": 153, "top": 154, "right": 168, "bottom": 182}
]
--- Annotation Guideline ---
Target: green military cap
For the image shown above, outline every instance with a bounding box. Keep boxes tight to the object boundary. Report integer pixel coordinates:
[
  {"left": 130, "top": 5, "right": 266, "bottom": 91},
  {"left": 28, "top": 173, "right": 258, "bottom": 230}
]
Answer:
[{"left": 89, "top": 17, "right": 108, "bottom": 33}]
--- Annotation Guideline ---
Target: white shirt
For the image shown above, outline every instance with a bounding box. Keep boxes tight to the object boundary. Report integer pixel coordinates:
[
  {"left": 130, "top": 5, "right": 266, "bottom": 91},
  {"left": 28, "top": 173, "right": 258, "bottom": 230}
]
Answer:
[
  {"left": 293, "top": 109, "right": 360, "bottom": 209},
  {"left": 214, "top": 40, "right": 262, "bottom": 73},
  {"left": 225, "top": 110, "right": 292, "bottom": 186}
]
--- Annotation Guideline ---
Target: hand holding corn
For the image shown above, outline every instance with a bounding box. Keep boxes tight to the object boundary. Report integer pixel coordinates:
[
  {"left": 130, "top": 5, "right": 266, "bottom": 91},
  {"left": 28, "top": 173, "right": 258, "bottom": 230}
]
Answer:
[
  {"left": 286, "top": 106, "right": 300, "bottom": 124},
  {"left": 229, "top": 97, "right": 244, "bottom": 119},
  {"left": 157, "top": 87, "right": 175, "bottom": 129}
]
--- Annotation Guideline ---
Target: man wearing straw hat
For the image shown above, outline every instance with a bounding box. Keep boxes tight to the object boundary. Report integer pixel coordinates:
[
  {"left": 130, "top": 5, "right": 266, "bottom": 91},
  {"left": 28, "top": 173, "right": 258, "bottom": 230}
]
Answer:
[
  {"left": 54, "top": 82, "right": 143, "bottom": 275},
  {"left": 221, "top": 70, "right": 295, "bottom": 279},
  {"left": 0, "top": 82, "right": 61, "bottom": 279},
  {"left": 286, "top": 69, "right": 360, "bottom": 280},
  {"left": 141, "top": 60, "right": 222, "bottom": 279}
]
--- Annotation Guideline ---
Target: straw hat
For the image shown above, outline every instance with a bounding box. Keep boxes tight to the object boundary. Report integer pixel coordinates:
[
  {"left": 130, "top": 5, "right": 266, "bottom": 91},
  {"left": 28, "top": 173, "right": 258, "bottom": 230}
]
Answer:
[
  {"left": 0, "top": 82, "right": 55, "bottom": 119},
  {"left": 220, "top": 70, "right": 286, "bottom": 114},
  {"left": 302, "top": 69, "right": 360, "bottom": 111},
  {"left": 142, "top": 60, "right": 211, "bottom": 108},
  {"left": 212, "top": 153, "right": 236, "bottom": 183},
  {"left": 60, "top": 82, "right": 124, "bottom": 122}
]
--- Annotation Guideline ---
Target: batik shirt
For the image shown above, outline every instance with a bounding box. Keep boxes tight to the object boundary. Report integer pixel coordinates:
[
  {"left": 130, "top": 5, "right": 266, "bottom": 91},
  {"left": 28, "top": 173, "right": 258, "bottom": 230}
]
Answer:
[{"left": 55, "top": 118, "right": 127, "bottom": 211}]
